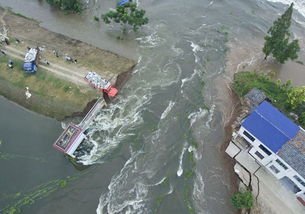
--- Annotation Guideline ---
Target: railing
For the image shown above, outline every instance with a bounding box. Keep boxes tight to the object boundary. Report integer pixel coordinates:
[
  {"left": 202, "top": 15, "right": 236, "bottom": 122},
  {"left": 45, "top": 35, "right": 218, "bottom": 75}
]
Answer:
[{"left": 78, "top": 97, "right": 106, "bottom": 130}]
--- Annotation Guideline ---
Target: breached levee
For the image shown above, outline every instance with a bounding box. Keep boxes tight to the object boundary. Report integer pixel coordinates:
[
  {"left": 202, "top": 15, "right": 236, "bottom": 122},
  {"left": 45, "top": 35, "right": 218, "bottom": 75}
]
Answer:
[{"left": 0, "top": 7, "right": 136, "bottom": 120}]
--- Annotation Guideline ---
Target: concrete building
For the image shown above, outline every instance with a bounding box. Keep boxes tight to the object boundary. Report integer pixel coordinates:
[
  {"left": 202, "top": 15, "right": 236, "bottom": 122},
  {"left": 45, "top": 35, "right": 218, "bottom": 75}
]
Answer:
[{"left": 237, "top": 101, "right": 305, "bottom": 205}]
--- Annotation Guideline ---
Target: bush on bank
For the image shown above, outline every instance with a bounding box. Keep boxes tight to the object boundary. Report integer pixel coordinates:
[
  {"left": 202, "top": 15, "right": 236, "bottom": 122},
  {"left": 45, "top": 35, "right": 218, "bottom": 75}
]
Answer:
[
  {"left": 233, "top": 71, "right": 305, "bottom": 128},
  {"left": 231, "top": 191, "right": 253, "bottom": 210}
]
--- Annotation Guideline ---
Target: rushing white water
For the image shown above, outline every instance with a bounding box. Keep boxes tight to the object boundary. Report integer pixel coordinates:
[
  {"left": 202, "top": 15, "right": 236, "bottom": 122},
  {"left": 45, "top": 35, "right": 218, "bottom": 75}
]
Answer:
[
  {"left": 96, "top": 150, "right": 149, "bottom": 214},
  {"left": 135, "top": 25, "right": 166, "bottom": 48},
  {"left": 188, "top": 108, "right": 208, "bottom": 128},
  {"left": 160, "top": 101, "right": 175, "bottom": 120},
  {"left": 177, "top": 143, "right": 188, "bottom": 177},
  {"left": 181, "top": 69, "right": 199, "bottom": 89},
  {"left": 79, "top": 94, "right": 148, "bottom": 165},
  {"left": 2, "top": 0, "right": 305, "bottom": 214}
]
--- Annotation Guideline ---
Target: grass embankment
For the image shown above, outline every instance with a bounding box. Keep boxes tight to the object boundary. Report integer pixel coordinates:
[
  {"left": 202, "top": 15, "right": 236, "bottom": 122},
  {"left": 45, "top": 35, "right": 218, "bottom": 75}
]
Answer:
[
  {"left": 233, "top": 71, "right": 305, "bottom": 127},
  {"left": 0, "top": 55, "right": 98, "bottom": 120}
]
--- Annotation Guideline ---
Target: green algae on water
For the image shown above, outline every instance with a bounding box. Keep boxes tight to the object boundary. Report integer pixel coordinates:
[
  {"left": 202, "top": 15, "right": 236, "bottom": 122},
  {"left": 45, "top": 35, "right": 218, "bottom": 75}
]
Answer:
[{"left": 1, "top": 176, "right": 74, "bottom": 214}]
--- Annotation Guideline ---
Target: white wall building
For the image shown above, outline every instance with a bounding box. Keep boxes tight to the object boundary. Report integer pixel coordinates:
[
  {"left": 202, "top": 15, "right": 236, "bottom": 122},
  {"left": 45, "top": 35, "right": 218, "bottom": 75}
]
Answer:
[{"left": 237, "top": 101, "right": 305, "bottom": 205}]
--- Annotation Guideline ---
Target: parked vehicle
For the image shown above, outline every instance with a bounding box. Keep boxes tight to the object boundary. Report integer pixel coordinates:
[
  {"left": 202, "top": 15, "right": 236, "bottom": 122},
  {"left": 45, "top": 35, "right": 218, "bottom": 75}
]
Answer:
[
  {"left": 85, "top": 72, "right": 118, "bottom": 97},
  {"left": 23, "top": 48, "right": 39, "bottom": 73}
]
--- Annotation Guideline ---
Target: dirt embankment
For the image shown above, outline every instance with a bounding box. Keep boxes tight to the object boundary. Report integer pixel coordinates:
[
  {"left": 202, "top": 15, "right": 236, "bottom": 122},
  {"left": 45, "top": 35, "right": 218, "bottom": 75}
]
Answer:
[
  {"left": 0, "top": 8, "right": 136, "bottom": 120},
  {"left": 216, "top": 33, "right": 305, "bottom": 213}
]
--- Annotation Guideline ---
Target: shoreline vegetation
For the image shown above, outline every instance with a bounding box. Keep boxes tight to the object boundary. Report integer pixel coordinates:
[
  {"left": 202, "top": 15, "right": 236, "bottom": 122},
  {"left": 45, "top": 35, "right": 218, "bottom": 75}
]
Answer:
[
  {"left": 233, "top": 71, "right": 305, "bottom": 128},
  {"left": 219, "top": 3, "right": 305, "bottom": 211},
  {"left": 0, "top": 7, "right": 136, "bottom": 120}
]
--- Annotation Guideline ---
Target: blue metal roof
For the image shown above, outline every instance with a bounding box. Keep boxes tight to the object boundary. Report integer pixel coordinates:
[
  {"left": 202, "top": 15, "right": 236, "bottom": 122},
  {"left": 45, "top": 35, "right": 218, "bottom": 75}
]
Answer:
[{"left": 242, "top": 101, "right": 299, "bottom": 153}]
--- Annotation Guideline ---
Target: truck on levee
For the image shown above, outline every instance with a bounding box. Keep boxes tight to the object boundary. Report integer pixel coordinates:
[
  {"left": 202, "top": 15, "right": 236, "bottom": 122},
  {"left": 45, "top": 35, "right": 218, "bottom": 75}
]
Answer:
[
  {"left": 23, "top": 48, "right": 39, "bottom": 73},
  {"left": 85, "top": 72, "right": 118, "bottom": 97}
]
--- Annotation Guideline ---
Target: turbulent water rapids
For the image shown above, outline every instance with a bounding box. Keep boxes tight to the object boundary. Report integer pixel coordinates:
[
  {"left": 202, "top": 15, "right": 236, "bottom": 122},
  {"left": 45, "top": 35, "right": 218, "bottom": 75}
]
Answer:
[{"left": 0, "top": 0, "right": 305, "bottom": 214}]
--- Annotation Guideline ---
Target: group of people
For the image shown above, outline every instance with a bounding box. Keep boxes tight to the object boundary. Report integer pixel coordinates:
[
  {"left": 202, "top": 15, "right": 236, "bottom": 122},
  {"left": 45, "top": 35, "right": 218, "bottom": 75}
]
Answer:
[{"left": 0, "top": 44, "right": 79, "bottom": 70}]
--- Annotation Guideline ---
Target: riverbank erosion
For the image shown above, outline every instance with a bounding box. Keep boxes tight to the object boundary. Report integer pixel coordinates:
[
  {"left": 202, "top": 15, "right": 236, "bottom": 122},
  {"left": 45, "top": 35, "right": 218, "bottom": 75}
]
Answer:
[
  {"left": 217, "top": 32, "right": 305, "bottom": 213},
  {"left": 0, "top": 7, "right": 136, "bottom": 120}
]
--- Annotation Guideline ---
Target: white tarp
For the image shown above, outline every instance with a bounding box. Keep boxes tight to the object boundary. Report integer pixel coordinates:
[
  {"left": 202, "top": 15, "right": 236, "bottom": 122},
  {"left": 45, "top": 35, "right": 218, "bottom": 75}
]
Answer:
[
  {"left": 85, "top": 72, "right": 111, "bottom": 89},
  {"left": 24, "top": 48, "right": 38, "bottom": 62}
]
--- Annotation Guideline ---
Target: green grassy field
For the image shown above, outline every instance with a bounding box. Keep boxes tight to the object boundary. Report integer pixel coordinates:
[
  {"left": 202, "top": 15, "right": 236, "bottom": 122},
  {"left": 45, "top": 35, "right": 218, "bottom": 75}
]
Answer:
[{"left": 0, "top": 55, "right": 99, "bottom": 120}]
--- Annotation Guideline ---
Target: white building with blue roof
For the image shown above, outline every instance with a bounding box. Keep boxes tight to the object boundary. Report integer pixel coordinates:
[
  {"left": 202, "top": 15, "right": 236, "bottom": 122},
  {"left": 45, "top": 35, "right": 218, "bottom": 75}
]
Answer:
[{"left": 237, "top": 101, "right": 305, "bottom": 204}]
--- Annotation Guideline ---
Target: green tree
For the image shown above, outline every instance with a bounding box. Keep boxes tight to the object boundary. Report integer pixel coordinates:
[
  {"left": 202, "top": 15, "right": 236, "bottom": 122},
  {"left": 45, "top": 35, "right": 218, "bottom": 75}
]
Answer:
[
  {"left": 263, "top": 3, "right": 300, "bottom": 63},
  {"left": 287, "top": 86, "right": 305, "bottom": 109},
  {"left": 231, "top": 191, "right": 253, "bottom": 210},
  {"left": 102, "top": 3, "right": 149, "bottom": 33},
  {"left": 46, "top": 0, "right": 82, "bottom": 13}
]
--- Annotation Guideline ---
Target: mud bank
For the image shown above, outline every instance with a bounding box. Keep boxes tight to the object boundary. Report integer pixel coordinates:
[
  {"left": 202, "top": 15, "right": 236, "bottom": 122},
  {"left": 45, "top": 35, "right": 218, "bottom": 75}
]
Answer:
[
  {"left": 0, "top": 7, "right": 136, "bottom": 120},
  {"left": 218, "top": 35, "right": 305, "bottom": 213}
]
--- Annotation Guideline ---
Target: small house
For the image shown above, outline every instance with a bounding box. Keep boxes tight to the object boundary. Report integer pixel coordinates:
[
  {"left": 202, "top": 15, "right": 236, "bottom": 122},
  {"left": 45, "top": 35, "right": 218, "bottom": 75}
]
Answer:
[{"left": 237, "top": 101, "right": 305, "bottom": 204}]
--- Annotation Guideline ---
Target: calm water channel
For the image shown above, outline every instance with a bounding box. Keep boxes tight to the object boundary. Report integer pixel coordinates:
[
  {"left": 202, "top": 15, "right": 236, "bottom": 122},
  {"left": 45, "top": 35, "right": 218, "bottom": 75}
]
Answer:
[{"left": 1, "top": 0, "right": 305, "bottom": 213}]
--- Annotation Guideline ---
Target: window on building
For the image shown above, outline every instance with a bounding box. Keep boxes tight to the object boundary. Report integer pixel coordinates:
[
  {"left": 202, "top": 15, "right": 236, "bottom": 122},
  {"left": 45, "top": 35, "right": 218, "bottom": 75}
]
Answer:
[
  {"left": 259, "top": 144, "right": 272, "bottom": 156},
  {"left": 243, "top": 131, "right": 255, "bottom": 142},
  {"left": 275, "top": 159, "right": 288, "bottom": 170},
  {"left": 255, "top": 151, "right": 264, "bottom": 159},
  {"left": 294, "top": 175, "right": 305, "bottom": 187},
  {"left": 269, "top": 165, "right": 280, "bottom": 174}
]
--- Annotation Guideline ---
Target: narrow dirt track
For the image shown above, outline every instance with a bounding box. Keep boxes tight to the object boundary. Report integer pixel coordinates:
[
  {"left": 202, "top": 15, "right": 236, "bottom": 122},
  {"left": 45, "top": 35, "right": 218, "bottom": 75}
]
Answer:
[{"left": 3, "top": 45, "right": 88, "bottom": 86}]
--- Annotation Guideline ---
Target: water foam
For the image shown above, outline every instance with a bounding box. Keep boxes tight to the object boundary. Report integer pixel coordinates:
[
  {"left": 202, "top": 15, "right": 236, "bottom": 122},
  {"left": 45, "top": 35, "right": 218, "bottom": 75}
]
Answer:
[
  {"left": 135, "top": 26, "right": 165, "bottom": 48},
  {"left": 188, "top": 108, "right": 208, "bottom": 127},
  {"left": 192, "top": 171, "right": 207, "bottom": 213},
  {"left": 266, "top": 0, "right": 305, "bottom": 19},
  {"left": 190, "top": 41, "right": 204, "bottom": 53},
  {"left": 181, "top": 69, "right": 199, "bottom": 89},
  {"left": 160, "top": 101, "right": 175, "bottom": 120},
  {"left": 189, "top": 40, "right": 206, "bottom": 67},
  {"left": 177, "top": 143, "right": 188, "bottom": 177},
  {"left": 96, "top": 151, "right": 149, "bottom": 214},
  {"left": 148, "top": 177, "right": 167, "bottom": 186},
  {"left": 79, "top": 95, "right": 147, "bottom": 165},
  {"left": 205, "top": 104, "right": 215, "bottom": 128},
  {"left": 167, "top": 184, "right": 174, "bottom": 195}
]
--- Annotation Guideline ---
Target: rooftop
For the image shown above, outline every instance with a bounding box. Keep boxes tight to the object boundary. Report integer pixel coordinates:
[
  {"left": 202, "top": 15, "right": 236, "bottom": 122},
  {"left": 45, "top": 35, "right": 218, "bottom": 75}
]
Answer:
[
  {"left": 244, "top": 88, "right": 267, "bottom": 110},
  {"left": 278, "top": 129, "right": 305, "bottom": 178},
  {"left": 53, "top": 123, "right": 83, "bottom": 153},
  {"left": 242, "top": 101, "right": 300, "bottom": 153}
]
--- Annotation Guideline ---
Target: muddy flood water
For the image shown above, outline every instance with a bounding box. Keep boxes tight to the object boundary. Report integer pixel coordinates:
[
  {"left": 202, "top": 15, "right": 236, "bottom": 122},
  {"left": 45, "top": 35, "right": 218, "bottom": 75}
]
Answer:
[{"left": 1, "top": 0, "right": 305, "bottom": 214}]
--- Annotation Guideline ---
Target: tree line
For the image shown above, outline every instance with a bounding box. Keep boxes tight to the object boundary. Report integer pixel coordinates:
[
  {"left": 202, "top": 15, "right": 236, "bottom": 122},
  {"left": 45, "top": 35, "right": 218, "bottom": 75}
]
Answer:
[{"left": 45, "top": 0, "right": 149, "bottom": 33}]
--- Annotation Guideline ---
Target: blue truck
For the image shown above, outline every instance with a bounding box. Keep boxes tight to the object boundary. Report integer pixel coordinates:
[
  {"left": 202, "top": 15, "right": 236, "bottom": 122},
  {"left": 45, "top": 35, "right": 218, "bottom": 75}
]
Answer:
[{"left": 23, "top": 48, "right": 39, "bottom": 73}]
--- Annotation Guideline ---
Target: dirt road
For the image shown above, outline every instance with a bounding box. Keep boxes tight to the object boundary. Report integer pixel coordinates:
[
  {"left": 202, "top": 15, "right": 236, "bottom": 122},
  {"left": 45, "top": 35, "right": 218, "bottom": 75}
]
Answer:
[
  {"left": 0, "top": 7, "right": 135, "bottom": 85},
  {"left": 3, "top": 45, "right": 88, "bottom": 86},
  {"left": 0, "top": 8, "right": 136, "bottom": 120}
]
